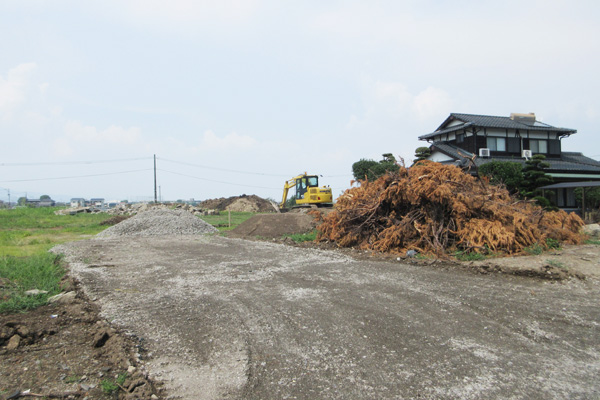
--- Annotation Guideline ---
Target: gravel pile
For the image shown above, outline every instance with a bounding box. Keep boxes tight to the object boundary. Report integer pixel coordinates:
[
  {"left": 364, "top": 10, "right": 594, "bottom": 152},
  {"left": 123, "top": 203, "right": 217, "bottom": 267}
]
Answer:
[{"left": 97, "top": 209, "right": 218, "bottom": 238}]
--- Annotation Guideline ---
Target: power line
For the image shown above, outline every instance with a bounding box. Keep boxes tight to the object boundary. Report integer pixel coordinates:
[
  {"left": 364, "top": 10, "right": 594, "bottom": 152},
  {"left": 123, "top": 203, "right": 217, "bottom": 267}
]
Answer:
[
  {"left": 157, "top": 157, "right": 291, "bottom": 177},
  {"left": 158, "top": 169, "right": 281, "bottom": 190},
  {"left": 0, "top": 169, "right": 153, "bottom": 183},
  {"left": 0, "top": 157, "right": 152, "bottom": 167}
]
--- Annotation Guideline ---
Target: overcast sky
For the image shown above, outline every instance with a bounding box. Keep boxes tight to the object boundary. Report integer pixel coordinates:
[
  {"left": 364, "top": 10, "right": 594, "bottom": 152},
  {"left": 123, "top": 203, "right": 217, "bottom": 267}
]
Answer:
[{"left": 1, "top": 0, "right": 599, "bottom": 203}]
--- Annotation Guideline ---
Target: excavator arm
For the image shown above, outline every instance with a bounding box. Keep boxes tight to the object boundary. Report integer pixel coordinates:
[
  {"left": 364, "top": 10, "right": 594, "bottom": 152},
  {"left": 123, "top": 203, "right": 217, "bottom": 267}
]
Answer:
[{"left": 280, "top": 178, "right": 297, "bottom": 209}]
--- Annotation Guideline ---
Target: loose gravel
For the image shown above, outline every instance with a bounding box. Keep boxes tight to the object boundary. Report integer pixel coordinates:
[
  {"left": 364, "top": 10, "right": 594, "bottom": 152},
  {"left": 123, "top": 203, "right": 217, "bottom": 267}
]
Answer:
[{"left": 96, "top": 208, "right": 218, "bottom": 238}]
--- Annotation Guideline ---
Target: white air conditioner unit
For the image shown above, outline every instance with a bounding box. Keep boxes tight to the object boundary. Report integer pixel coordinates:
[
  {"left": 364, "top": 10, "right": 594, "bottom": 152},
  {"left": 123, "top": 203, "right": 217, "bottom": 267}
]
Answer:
[
  {"left": 479, "top": 148, "right": 490, "bottom": 157},
  {"left": 522, "top": 150, "right": 532, "bottom": 159}
]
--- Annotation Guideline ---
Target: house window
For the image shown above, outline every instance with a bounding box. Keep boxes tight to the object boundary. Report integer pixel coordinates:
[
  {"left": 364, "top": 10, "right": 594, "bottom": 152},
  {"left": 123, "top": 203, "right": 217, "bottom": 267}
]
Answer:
[
  {"left": 457, "top": 133, "right": 464, "bottom": 143},
  {"left": 529, "top": 139, "right": 548, "bottom": 153},
  {"left": 486, "top": 137, "right": 506, "bottom": 151}
]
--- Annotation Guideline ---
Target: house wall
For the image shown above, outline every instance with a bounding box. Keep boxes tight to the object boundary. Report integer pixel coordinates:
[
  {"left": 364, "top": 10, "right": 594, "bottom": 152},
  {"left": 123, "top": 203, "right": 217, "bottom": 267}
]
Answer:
[
  {"left": 439, "top": 128, "right": 562, "bottom": 158},
  {"left": 447, "top": 120, "right": 463, "bottom": 128},
  {"left": 429, "top": 151, "right": 454, "bottom": 162}
]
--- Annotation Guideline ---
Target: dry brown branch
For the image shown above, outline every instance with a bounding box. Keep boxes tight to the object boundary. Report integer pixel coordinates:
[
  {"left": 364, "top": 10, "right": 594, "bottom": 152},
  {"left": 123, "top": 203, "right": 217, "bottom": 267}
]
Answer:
[{"left": 317, "top": 161, "right": 584, "bottom": 256}]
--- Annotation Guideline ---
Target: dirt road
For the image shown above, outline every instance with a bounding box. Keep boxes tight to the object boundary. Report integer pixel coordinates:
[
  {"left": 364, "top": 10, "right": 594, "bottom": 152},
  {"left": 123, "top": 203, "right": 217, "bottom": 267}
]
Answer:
[{"left": 55, "top": 236, "right": 600, "bottom": 399}]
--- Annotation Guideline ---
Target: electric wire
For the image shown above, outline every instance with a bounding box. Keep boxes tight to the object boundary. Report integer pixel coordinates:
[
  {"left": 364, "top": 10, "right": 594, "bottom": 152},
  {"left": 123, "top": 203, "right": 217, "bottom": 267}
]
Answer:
[
  {"left": 157, "top": 157, "right": 291, "bottom": 177},
  {"left": 0, "top": 157, "right": 152, "bottom": 167},
  {"left": 158, "top": 169, "right": 281, "bottom": 190},
  {"left": 157, "top": 157, "right": 353, "bottom": 179},
  {"left": 0, "top": 169, "right": 153, "bottom": 183}
]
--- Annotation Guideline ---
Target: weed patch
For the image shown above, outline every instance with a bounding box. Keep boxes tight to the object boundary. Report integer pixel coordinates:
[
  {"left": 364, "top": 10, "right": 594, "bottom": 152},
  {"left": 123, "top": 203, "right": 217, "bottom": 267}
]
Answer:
[
  {"left": 524, "top": 243, "right": 544, "bottom": 255},
  {"left": 284, "top": 230, "right": 317, "bottom": 243},
  {"left": 454, "top": 251, "right": 488, "bottom": 261},
  {"left": 199, "top": 211, "right": 256, "bottom": 231},
  {"left": 0, "top": 253, "right": 64, "bottom": 313}
]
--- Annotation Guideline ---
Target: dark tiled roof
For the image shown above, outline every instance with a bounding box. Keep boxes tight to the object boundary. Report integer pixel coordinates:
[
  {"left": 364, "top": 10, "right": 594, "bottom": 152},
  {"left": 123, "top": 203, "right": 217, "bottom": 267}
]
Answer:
[
  {"left": 431, "top": 142, "right": 474, "bottom": 160},
  {"left": 419, "top": 113, "right": 577, "bottom": 140},
  {"left": 429, "top": 143, "right": 600, "bottom": 174}
]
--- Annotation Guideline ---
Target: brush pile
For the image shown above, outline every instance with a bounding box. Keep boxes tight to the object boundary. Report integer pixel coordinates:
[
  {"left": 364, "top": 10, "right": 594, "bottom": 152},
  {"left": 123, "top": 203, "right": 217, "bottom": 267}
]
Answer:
[{"left": 317, "top": 161, "right": 584, "bottom": 256}]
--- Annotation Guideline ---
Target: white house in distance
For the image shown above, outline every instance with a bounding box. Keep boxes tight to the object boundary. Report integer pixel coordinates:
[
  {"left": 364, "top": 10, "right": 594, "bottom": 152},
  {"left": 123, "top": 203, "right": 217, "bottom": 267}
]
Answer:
[
  {"left": 70, "top": 198, "right": 87, "bottom": 208},
  {"left": 90, "top": 198, "right": 105, "bottom": 207}
]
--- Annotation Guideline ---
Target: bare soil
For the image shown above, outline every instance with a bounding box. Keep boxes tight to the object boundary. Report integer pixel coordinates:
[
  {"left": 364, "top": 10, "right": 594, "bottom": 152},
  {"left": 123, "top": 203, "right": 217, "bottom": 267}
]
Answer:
[
  {"left": 0, "top": 277, "right": 164, "bottom": 400},
  {"left": 199, "top": 195, "right": 277, "bottom": 213},
  {"left": 227, "top": 212, "right": 317, "bottom": 239},
  {"left": 50, "top": 235, "right": 600, "bottom": 399},
  {"left": 1, "top": 210, "right": 598, "bottom": 399}
]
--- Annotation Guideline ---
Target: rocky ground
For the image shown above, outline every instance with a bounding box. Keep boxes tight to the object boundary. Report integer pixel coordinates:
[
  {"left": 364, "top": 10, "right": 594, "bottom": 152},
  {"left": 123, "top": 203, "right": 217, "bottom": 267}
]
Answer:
[
  {"left": 0, "top": 277, "right": 164, "bottom": 399},
  {"left": 1, "top": 210, "right": 598, "bottom": 399}
]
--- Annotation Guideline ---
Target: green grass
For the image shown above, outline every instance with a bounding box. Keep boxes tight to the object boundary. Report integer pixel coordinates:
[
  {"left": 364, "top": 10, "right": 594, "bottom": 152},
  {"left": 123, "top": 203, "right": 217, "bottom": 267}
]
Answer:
[
  {"left": 0, "top": 207, "right": 111, "bottom": 256},
  {"left": 453, "top": 251, "right": 488, "bottom": 261},
  {"left": 524, "top": 243, "right": 544, "bottom": 255},
  {"left": 283, "top": 230, "right": 317, "bottom": 243},
  {"left": 0, "top": 253, "right": 65, "bottom": 313},
  {"left": 101, "top": 372, "right": 128, "bottom": 394},
  {"left": 198, "top": 211, "right": 256, "bottom": 231},
  {"left": 101, "top": 378, "right": 119, "bottom": 394},
  {"left": 585, "top": 239, "right": 600, "bottom": 245},
  {"left": 0, "top": 207, "right": 112, "bottom": 313}
]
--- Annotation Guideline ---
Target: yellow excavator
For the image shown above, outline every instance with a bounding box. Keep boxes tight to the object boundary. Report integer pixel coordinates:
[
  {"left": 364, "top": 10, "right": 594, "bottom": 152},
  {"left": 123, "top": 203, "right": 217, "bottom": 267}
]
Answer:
[{"left": 280, "top": 173, "right": 333, "bottom": 210}]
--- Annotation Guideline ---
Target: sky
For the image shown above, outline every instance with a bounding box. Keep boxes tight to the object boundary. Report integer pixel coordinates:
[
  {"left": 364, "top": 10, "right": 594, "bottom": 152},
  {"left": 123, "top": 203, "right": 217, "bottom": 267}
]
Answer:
[{"left": 1, "top": 0, "right": 599, "bottom": 203}]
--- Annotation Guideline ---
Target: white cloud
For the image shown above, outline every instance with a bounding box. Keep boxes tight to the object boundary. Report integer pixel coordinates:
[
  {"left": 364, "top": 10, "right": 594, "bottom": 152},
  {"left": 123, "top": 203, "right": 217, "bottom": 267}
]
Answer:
[
  {"left": 64, "top": 120, "right": 142, "bottom": 144},
  {"left": 355, "top": 78, "right": 454, "bottom": 124},
  {"left": 201, "top": 130, "right": 257, "bottom": 150},
  {"left": 111, "top": 0, "right": 262, "bottom": 34},
  {"left": 53, "top": 121, "right": 143, "bottom": 156},
  {"left": 412, "top": 86, "right": 453, "bottom": 121},
  {"left": 0, "top": 63, "right": 37, "bottom": 117}
]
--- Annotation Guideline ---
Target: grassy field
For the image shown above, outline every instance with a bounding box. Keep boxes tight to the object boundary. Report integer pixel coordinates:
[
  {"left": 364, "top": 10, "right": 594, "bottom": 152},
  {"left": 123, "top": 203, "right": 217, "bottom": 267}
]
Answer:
[
  {"left": 199, "top": 211, "right": 256, "bottom": 231},
  {"left": 0, "top": 207, "right": 112, "bottom": 313},
  {"left": 0, "top": 207, "right": 110, "bottom": 257},
  {"left": 1, "top": 207, "right": 256, "bottom": 313}
]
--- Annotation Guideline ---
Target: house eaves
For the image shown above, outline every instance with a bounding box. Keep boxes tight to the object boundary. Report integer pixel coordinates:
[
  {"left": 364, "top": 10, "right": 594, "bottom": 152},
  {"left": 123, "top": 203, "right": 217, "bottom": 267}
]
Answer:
[{"left": 420, "top": 113, "right": 576, "bottom": 141}]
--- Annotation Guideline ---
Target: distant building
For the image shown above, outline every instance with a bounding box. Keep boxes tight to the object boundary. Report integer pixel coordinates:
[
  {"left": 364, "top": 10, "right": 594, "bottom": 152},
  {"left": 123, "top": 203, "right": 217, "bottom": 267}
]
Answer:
[
  {"left": 90, "top": 198, "right": 105, "bottom": 207},
  {"left": 26, "top": 198, "right": 55, "bottom": 207},
  {"left": 70, "top": 198, "right": 87, "bottom": 208}
]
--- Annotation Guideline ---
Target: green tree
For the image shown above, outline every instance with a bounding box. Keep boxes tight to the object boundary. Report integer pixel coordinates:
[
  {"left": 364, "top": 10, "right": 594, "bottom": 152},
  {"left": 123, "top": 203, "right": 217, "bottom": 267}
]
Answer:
[
  {"left": 478, "top": 161, "right": 524, "bottom": 194},
  {"left": 521, "top": 154, "right": 552, "bottom": 199},
  {"left": 413, "top": 147, "right": 431, "bottom": 164},
  {"left": 40, "top": 194, "right": 51, "bottom": 200},
  {"left": 17, "top": 197, "right": 27, "bottom": 206},
  {"left": 575, "top": 187, "right": 600, "bottom": 209},
  {"left": 352, "top": 153, "right": 399, "bottom": 181}
]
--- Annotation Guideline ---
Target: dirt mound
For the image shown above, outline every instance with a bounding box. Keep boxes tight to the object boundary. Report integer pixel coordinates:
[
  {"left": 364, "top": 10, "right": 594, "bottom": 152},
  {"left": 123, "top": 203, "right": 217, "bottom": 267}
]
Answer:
[
  {"left": 97, "top": 209, "right": 217, "bottom": 238},
  {"left": 317, "top": 161, "right": 584, "bottom": 256},
  {"left": 228, "top": 213, "right": 317, "bottom": 239},
  {"left": 199, "top": 195, "right": 277, "bottom": 213}
]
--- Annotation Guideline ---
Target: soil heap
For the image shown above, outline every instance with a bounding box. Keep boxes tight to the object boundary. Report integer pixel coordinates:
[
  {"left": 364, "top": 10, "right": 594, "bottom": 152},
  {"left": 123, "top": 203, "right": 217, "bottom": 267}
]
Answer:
[
  {"left": 199, "top": 194, "right": 278, "bottom": 213},
  {"left": 317, "top": 161, "right": 584, "bottom": 256},
  {"left": 228, "top": 213, "right": 317, "bottom": 239},
  {"left": 97, "top": 209, "right": 217, "bottom": 238}
]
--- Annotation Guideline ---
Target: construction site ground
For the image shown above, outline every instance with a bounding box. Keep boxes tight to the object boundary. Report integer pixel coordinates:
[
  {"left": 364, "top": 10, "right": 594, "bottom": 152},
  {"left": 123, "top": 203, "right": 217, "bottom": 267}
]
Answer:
[{"left": 1, "top": 211, "right": 599, "bottom": 399}]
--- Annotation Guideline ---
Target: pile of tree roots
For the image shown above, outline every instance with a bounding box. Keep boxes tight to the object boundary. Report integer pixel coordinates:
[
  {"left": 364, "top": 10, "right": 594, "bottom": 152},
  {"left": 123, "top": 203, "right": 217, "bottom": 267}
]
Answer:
[{"left": 317, "top": 161, "right": 584, "bottom": 257}]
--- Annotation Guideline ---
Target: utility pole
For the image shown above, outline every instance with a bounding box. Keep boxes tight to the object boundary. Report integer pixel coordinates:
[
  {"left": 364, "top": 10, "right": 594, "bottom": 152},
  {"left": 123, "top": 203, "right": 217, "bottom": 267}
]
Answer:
[{"left": 154, "top": 154, "right": 157, "bottom": 204}]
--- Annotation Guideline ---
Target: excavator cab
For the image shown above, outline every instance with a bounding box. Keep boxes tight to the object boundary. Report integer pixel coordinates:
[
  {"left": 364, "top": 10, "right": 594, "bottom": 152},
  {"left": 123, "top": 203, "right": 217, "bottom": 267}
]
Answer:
[{"left": 295, "top": 175, "right": 319, "bottom": 200}]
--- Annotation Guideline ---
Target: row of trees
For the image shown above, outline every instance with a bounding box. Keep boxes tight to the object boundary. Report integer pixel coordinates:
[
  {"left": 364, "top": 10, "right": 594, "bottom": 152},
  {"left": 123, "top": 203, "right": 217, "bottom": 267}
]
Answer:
[{"left": 16, "top": 195, "right": 52, "bottom": 206}]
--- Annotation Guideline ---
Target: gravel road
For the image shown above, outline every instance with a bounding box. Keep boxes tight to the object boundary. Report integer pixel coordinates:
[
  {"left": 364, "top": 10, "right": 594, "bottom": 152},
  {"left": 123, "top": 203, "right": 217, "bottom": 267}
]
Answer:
[{"left": 54, "top": 236, "right": 600, "bottom": 399}]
